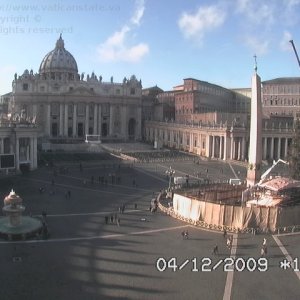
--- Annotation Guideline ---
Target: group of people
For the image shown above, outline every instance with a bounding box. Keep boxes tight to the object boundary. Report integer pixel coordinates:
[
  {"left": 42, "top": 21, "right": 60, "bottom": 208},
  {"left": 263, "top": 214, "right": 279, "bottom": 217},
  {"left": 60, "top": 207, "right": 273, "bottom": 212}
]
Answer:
[{"left": 105, "top": 214, "right": 120, "bottom": 226}]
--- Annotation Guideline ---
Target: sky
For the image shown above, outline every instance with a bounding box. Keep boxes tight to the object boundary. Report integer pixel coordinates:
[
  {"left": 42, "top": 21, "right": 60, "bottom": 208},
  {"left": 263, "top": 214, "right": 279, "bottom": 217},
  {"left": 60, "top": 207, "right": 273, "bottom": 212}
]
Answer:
[{"left": 0, "top": 0, "right": 300, "bottom": 95}]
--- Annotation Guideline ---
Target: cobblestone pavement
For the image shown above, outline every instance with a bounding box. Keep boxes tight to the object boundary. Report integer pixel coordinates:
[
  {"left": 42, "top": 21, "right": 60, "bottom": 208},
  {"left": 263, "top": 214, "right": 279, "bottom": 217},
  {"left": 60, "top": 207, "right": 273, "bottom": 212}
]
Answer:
[{"left": 0, "top": 157, "right": 299, "bottom": 300}]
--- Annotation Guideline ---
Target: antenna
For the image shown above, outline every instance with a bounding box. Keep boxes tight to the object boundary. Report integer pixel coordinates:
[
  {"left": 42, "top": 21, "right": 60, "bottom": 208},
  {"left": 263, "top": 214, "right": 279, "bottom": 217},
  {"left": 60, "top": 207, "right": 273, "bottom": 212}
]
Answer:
[{"left": 289, "top": 40, "right": 300, "bottom": 68}]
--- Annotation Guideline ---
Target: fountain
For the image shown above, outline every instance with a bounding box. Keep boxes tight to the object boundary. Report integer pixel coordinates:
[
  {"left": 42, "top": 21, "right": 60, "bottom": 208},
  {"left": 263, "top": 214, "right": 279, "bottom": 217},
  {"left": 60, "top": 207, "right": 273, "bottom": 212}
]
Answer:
[{"left": 0, "top": 190, "right": 43, "bottom": 240}]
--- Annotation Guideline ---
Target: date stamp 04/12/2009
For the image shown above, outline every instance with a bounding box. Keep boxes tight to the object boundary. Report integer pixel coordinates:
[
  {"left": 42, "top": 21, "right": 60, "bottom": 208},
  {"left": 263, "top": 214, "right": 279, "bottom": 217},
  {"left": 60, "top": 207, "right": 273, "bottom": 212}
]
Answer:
[{"left": 156, "top": 257, "right": 299, "bottom": 273}]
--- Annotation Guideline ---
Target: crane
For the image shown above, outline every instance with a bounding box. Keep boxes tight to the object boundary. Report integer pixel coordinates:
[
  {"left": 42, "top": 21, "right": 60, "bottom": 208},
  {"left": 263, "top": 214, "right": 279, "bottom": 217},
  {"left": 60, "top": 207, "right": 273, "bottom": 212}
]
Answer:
[{"left": 289, "top": 40, "right": 300, "bottom": 68}]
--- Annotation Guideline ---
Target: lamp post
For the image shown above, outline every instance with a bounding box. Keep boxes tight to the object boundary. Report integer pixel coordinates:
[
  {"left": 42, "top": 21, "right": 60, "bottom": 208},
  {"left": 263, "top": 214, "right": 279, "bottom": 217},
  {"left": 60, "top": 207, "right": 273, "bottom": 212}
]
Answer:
[{"left": 165, "top": 166, "right": 175, "bottom": 191}]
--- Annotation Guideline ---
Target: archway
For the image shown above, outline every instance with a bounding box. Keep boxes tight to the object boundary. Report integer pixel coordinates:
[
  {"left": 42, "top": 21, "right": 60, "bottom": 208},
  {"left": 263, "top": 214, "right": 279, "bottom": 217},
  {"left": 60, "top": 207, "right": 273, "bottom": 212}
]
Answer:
[{"left": 128, "top": 118, "right": 136, "bottom": 140}]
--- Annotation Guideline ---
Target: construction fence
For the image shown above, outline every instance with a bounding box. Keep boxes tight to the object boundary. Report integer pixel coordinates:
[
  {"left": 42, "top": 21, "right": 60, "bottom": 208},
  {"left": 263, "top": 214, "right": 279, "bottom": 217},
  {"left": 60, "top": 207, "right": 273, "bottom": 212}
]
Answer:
[{"left": 171, "top": 193, "right": 300, "bottom": 233}]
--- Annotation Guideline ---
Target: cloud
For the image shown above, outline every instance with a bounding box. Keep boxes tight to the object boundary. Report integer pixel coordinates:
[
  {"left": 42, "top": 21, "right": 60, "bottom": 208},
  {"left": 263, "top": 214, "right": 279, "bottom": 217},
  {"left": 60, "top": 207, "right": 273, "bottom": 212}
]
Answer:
[
  {"left": 96, "top": 0, "right": 148, "bottom": 63},
  {"left": 178, "top": 5, "right": 226, "bottom": 44},
  {"left": 244, "top": 36, "right": 269, "bottom": 55},
  {"left": 235, "top": 0, "right": 274, "bottom": 25},
  {"left": 280, "top": 31, "right": 293, "bottom": 51},
  {"left": 131, "top": 0, "right": 145, "bottom": 25}
]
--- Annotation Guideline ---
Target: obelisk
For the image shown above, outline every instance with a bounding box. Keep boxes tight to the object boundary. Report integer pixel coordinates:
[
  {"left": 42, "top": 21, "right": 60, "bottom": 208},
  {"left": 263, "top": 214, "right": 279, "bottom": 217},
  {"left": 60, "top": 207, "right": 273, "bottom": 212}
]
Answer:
[{"left": 247, "top": 55, "right": 262, "bottom": 186}]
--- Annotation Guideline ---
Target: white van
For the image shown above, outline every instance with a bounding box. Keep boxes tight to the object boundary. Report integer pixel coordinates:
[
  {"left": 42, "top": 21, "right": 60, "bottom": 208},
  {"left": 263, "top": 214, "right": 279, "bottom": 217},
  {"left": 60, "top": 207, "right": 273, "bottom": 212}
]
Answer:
[{"left": 229, "top": 178, "right": 242, "bottom": 185}]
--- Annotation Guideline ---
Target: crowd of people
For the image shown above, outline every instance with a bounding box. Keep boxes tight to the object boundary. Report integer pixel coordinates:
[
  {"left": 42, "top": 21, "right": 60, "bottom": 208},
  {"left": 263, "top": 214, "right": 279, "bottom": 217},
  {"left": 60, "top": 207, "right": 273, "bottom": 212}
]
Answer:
[{"left": 123, "top": 150, "right": 197, "bottom": 163}]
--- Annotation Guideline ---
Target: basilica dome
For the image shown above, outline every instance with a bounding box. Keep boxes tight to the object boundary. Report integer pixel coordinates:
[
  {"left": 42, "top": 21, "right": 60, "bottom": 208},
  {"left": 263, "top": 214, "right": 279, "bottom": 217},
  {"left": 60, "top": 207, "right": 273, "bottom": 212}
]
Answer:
[{"left": 39, "top": 35, "right": 78, "bottom": 79}]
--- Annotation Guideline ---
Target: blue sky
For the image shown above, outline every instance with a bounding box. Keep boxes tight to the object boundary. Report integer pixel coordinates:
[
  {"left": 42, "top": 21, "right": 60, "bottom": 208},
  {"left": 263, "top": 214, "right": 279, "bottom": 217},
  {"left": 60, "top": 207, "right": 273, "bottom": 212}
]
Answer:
[{"left": 1, "top": 0, "right": 300, "bottom": 95}]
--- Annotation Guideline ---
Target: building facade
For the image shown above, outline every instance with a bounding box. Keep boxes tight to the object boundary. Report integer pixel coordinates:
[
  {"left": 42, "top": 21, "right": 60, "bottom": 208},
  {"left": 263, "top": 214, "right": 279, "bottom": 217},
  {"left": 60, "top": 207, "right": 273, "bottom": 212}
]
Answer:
[
  {"left": 262, "top": 77, "right": 300, "bottom": 118},
  {"left": 0, "top": 115, "right": 38, "bottom": 172},
  {"left": 10, "top": 35, "right": 143, "bottom": 147}
]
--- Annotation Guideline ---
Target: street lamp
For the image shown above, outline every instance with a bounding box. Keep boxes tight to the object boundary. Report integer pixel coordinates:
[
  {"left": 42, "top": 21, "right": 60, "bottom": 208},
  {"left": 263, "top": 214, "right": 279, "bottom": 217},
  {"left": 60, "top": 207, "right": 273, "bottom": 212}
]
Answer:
[{"left": 165, "top": 166, "right": 175, "bottom": 191}]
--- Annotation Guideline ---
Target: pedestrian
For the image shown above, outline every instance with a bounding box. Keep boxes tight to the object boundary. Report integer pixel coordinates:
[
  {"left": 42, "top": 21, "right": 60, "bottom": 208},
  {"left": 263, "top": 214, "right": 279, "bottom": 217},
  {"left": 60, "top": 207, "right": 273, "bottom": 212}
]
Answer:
[
  {"left": 262, "top": 238, "right": 267, "bottom": 247},
  {"left": 121, "top": 204, "right": 125, "bottom": 214},
  {"left": 261, "top": 245, "right": 267, "bottom": 257},
  {"left": 117, "top": 218, "right": 120, "bottom": 227},
  {"left": 212, "top": 244, "right": 219, "bottom": 255},
  {"left": 223, "top": 229, "right": 227, "bottom": 238},
  {"left": 184, "top": 230, "right": 189, "bottom": 239},
  {"left": 134, "top": 203, "right": 138, "bottom": 210},
  {"left": 110, "top": 215, "right": 114, "bottom": 223},
  {"left": 67, "top": 190, "right": 71, "bottom": 198},
  {"left": 226, "top": 236, "right": 232, "bottom": 249},
  {"left": 181, "top": 231, "right": 185, "bottom": 239}
]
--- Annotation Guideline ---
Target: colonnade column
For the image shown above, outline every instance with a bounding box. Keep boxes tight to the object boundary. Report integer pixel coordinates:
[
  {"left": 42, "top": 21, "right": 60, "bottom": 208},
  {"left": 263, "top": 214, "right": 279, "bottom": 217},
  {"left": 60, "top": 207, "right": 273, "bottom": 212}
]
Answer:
[
  {"left": 59, "top": 104, "right": 64, "bottom": 136},
  {"left": 211, "top": 136, "right": 215, "bottom": 158},
  {"left": 72, "top": 104, "right": 77, "bottom": 137},
  {"left": 206, "top": 135, "right": 211, "bottom": 157},
  {"left": 237, "top": 138, "right": 241, "bottom": 160}
]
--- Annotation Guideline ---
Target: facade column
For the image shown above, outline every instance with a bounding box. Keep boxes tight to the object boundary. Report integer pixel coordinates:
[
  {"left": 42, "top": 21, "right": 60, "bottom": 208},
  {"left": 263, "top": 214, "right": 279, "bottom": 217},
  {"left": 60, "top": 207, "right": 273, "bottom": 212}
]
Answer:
[
  {"left": 189, "top": 133, "right": 193, "bottom": 152},
  {"left": 32, "top": 104, "right": 37, "bottom": 119},
  {"left": 238, "top": 138, "right": 242, "bottom": 160},
  {"left": 72, "top": 104, "right": 77, "bottom": 137},
  {"left": 45, "top": 104, "right": 51, "bottom": 136},
  {"left": 93, "top": 104, "right": 98, "bottom": 135},
  {"left": 98, "top": 104, "right": 102, "bottom": 137},
  {"left": 206, "top": 135, "right": 211, "bottom": 157},
  {"left": 219, "top": 136, "right": 223, "bottom": 159},
  {"left": 30, "top": 137, "right": 34, "bottom": 170},
  {"left": 241, "top": 137, "right": 246, "bottom": 160},
  {"left": 15, "top": 137, "right": 19, "bottom": 171},
  {"left": 64, "top": 104, "right": 68, "bottom": 136},
  {"left": 284, "top": 138, "right": 288, "bottom": 158},
  {"left": 277, "top": 137, "right": 281, "bottom": 159},
  {"left": 121, "top": 105, "right": 127, "bottom": 139},
  {"left": 85, "top": 103, "right": 89, "bottom": 136},
  {"left": 223, "top": 136, "right": 228, "bottom": 160},
  {"left": 109, "top": 104, "right": 114, "bottom": 135},
  {"left": 33, "top": 137, "right": 37, "bottom": 168},
  {"left": 137, "top": 106, "right": 142, "bottom": 140},
  {"left": 270, "top": 137, "right": 274, "bottom": 160},
  {"left": 263, "top": 137, "right": 267, "bottom": 160},
  {"left": 230, "top": 137, "right": 234, "bottom": 160},
  {"left": 212, "top": 135, "right": 215, "bottom": 158},
  {"left": 59, "top": 104, "right": 64, "bottom": 136}
]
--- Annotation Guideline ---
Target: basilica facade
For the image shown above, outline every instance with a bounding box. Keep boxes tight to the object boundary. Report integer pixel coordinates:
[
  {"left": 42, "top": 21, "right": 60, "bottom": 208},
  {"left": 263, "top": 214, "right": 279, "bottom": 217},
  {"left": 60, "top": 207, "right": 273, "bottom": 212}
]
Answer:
[{"left": 11, "top": 35, "right": 142, "bottom": 148}]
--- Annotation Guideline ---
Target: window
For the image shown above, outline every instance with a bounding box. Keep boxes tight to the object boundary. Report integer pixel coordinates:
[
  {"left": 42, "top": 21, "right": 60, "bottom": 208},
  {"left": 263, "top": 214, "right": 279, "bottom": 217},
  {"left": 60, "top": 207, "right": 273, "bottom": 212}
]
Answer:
[
  {"left": 23, "top": 83, "right": 28, "bottom": 91},
  {"left": 130, "top": 88, "right": 135, "bottom": 95}
]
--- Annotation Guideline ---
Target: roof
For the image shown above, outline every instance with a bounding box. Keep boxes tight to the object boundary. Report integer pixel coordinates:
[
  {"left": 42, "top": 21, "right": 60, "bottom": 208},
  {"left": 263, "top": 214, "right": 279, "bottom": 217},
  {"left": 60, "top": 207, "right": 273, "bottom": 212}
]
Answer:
[
  {"left": 262, "top": 77, "right": 300, "bottom": 85},
  {"left": 258, "top": 177, "right": 300, "bottom": 192}
]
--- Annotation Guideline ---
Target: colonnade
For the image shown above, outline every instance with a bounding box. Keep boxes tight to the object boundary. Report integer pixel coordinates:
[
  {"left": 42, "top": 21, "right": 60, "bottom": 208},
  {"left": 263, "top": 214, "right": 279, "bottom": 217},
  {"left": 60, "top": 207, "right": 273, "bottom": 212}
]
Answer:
[{"left": 145, "top": 123, "right": 293, "bottom": 162}]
